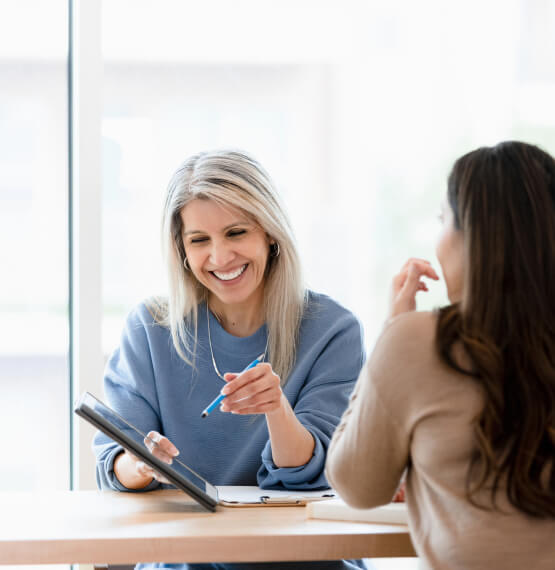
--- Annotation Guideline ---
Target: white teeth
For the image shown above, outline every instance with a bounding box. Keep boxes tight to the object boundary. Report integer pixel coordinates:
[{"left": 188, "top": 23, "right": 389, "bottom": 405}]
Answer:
[{"left": 213, "top": 264, "right": 247, "bottom": 281}]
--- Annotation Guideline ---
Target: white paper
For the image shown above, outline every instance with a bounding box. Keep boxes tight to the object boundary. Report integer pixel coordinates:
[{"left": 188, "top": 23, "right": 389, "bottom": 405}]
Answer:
[
  {"left": 307, "top": 498, "right": 408, "bottom": 524},
  {"left": 216, "top": 485, "right": 335, "bottom": 504}
]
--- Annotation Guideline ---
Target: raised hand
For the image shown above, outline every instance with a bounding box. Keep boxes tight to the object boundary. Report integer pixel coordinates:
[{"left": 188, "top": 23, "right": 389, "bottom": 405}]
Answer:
[{"left": 389, "top": 258, "right": 439, "bottom": 319}]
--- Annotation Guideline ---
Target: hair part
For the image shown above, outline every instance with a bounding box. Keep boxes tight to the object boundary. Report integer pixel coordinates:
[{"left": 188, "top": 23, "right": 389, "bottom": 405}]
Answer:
[
  {"left": 150, "top": 149, "right": 306, "bottom": 384},
  {"left": 436, "top": 141, "right": 555, "bottom": 517}
]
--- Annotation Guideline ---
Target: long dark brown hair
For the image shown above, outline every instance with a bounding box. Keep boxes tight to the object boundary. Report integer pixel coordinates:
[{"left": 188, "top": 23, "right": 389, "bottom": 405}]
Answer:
[{"left": 436, "top": 141, "right": 555, "bottom": 517}]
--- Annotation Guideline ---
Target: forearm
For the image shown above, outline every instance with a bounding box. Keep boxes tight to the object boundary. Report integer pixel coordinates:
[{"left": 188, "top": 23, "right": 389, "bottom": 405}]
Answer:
[
  {"left": 265, "top": 395, "right": 315, "bottom": 467},
  {"left": 113, "top": 450, "right": 153, "bottom": 490},
  {"left": 326, "top": 368, "right": 408, "bottom": 507}
]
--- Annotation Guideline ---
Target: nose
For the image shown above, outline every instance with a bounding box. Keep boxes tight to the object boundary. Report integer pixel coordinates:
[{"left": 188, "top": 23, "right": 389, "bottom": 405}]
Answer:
[{"left": 209, "top": 239, "right": 235, "bottom": 268}]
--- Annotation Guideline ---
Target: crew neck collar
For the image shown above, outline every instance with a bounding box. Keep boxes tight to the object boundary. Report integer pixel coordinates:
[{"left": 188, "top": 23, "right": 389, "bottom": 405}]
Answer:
[{"left": 202, "top": 303, "right": 268, "bottom": 357}]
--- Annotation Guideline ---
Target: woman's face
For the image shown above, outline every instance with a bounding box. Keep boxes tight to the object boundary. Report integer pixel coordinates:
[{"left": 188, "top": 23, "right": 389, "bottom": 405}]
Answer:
[
  {"left": 180, "top": 199, "right": 271, "bottom": 310},
  {"left": 436, "top": 199, "right": 464, "bottom": 303}
]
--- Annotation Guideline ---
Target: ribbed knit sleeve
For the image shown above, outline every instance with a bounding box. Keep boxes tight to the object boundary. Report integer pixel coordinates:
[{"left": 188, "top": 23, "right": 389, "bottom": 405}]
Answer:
[
  {"left": 257, "top": 308, "right": 365, "bottom": 489},
  {"left": 325, "top": 313, "right": 414, "bottom": 507},
  {"left": 93, "top": 305, "right": 163, "bottom": 492}
]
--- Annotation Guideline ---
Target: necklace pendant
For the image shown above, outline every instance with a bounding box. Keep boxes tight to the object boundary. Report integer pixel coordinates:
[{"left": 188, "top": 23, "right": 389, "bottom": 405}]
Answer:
[{"left": 206, "top": 303, "right": 268, "bottom": 382}]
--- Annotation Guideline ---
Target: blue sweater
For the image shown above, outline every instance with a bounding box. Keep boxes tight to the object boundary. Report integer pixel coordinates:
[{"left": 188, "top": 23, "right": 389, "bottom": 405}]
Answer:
[{"left": 94, "top": 291, "right": 366, "bottom": 570}]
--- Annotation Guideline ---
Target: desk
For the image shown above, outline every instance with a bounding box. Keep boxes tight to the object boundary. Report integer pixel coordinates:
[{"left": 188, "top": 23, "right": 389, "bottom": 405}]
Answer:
[{"left": 0, "top": 490, "right": 415, "bottom": 564}]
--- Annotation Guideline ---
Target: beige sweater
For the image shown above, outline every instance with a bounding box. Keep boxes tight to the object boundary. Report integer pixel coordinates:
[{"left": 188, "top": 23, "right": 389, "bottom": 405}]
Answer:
[{"left": 326, "top": 311, "right": 555, "bottom": 570}]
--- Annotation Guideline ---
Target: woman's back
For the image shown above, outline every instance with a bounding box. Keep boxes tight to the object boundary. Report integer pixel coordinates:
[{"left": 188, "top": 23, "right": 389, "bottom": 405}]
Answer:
[
  {"left": 327, "top": 141, "right": 555, "bottom": 569},
  {"left": 328, "top": 310, "right": 555, "bottom": 570}
]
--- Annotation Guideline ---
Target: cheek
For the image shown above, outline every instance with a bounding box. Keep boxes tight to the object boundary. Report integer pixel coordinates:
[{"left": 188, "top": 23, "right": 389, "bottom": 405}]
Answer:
[
  {"left": 248, "top": 239, "right": 270, "bottom": 270},
  {"left": 435, "top": 228, "right": 449, "bottom": 268},
  {"left": 436, "top": 228, "right": 459, "bottom": 285},
  {"left": 436, "top": 229, "right": 464, "bottom": 297},
  {"left": 184, "top": 249, "right": 206, "bottom": 278}
]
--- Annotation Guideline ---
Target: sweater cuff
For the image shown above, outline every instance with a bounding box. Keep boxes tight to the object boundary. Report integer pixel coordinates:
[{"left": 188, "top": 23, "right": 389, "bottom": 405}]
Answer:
[
  {"left": 257, "top": 431, "right": 329, "bottom": 490},
  {"left": 101, "top": 445, "right": 161, "bottom": 493}
]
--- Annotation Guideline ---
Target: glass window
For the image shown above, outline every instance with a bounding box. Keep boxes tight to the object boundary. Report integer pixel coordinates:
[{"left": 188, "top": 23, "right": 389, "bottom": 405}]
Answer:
[
  {"left": 101, "top": 0, "right": 555, "bottom": 358},
  {"left": 0, "top": 0, "right": 69, "bottom": 493}
]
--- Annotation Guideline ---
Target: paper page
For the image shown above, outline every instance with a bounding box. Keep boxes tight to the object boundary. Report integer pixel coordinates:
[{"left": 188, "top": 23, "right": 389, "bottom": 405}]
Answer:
[
  {"left": 307, "top": 498, "right": 408, "bottom": 524},
  {"left": 216, "top": 485, "right": 335, "bottom": 504}
]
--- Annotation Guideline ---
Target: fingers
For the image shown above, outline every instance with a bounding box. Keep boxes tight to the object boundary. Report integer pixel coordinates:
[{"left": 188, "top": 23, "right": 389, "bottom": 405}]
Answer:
[
  {"left": 396, "top": 258, "right": 439, "bottom": 286},
  {"left": 135, "top": 460, "right": 171, "bottom": 484},
  {"left": 221, "top": 363, "right": 277, "bottom": 399},
  {"left": 393, "top": 481, "right": 406, "bottom": 502},
  {"left": 399, "top": 257, "right": 437, "bottom": 275},
  {"left": 220, "top": 363, "right": 283, "bottom": 415},
  {"left": 227, "top": 401, "right": 281, "bottom": 415},
  {"left": 389, "top": 258, "right": 439, "bottom": 319},
  {"left": 138, "top": 431, "right": 179, "bottom": 484},
  {"left": 221, "top": 386, "right": 280, "bottom": 413},
  {"left": 400, "top": 260, "right": 438, "bottom": 295},
  {"left": 221, "top": 364, "right": 264, "bottom": 396},
  {"left": 144, "top": 431, "right": 179, "bottom": 464},
  {"left": 221, "top": 363, "right": 269, "bottom": 393}
]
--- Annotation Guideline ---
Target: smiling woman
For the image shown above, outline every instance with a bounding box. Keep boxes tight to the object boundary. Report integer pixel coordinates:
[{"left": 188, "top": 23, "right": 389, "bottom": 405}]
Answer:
[
  {"left": 94, "top": 149, "right": 367, "bottom": 570},
  {"left": 181, "top": 199, "right": 272, "bottom": 337}
]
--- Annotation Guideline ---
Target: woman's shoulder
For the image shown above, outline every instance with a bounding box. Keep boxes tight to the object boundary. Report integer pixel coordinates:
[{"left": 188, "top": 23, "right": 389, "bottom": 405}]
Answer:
[
  {"left": 369, "top": 311, "right": 441, "bottom": 384},
  {"left": 385, "top": 309, "right": 437, "bottom": 337},
  {"left": 124, "top": 296, "right": 170, "bottom": 334},
  {"left": 378, "top": 310, "right": 437, "bottom": 353},
  {"left": 303, "top": 290, "right": 361, "bottom": 329}
]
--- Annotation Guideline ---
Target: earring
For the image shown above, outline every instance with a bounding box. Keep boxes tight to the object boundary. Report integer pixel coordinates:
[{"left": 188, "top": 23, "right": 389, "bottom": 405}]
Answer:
[
  {"left": 270, "top": 242, "right": 280, "bottom": 258},
  {"left": 183, "top": 257, "right": 190, "bottom": 271}
]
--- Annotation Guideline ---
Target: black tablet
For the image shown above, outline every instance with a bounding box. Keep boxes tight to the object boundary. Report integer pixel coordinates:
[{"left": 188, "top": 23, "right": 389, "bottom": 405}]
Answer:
[{"left": 75, "top": 391, "right": 219, "bottom": 512}]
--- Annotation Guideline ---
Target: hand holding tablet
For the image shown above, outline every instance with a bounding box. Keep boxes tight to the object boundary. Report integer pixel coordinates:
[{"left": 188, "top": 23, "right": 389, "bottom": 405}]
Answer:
[
  {"left": 75, "top": 391, "right": 219, "bottom": 511},
  {"left": 76, "top": 392, "right": 333, "bottom": 511},
  {"left": 115, "top": 431, "right": 179, "bottom": 487}
]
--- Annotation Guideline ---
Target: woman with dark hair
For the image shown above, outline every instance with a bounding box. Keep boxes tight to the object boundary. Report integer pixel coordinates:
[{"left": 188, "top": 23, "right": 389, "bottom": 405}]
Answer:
[{"left": 326, "top": 141, "right": 555, "bottom": 569}]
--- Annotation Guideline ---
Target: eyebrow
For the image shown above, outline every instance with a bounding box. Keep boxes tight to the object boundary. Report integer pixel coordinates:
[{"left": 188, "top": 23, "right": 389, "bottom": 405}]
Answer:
[{"left": 183, "top": 221, "right": 251, "bottom": 236}]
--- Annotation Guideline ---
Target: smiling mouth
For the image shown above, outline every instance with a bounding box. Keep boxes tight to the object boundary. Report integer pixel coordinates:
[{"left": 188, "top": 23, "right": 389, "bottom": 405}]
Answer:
[{"left": 211, "top": 264, "right": 248, "bottom": 281}]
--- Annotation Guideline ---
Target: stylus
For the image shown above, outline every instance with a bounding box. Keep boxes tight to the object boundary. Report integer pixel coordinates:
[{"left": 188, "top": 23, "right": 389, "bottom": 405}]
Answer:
[{"left": 200, "top": 354, "right": 264, "bottom": 418}]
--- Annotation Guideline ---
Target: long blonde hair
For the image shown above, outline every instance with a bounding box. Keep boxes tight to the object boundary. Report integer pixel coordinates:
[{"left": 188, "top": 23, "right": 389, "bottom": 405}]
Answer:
[{"left": 150, "top": 149, "right": 306, "bottom": 384}]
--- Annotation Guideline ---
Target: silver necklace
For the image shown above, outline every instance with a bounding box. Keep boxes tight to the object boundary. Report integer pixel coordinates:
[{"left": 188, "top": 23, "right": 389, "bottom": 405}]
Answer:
[{"left": 206, "top": 303, "right": 268, "bottom": 380}]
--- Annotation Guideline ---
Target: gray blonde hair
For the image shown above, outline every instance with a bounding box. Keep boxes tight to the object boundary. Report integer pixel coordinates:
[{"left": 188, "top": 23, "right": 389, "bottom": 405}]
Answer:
[{"left": 150, "top": 149, "right": 306, "bottom": 384}]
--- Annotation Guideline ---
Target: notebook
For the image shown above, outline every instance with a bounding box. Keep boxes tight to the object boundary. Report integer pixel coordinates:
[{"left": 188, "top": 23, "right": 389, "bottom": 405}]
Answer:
[{"left": 307, "top": 498, "right": 409, "bottom": 525}]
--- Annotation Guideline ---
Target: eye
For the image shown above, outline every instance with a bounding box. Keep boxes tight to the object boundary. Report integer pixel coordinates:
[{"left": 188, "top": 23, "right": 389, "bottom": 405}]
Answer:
[
  {"left": 190, "top": 236, "right": 209, "bottom": 244},
  {"left": 228, "top": 228, "right": 247, "bottom": 237}
]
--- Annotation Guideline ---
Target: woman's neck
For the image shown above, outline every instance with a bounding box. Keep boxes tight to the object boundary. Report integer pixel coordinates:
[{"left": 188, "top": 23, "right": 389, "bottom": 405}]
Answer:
[{"left": 208, "top": 296, "right": 265, "bottom": 338}]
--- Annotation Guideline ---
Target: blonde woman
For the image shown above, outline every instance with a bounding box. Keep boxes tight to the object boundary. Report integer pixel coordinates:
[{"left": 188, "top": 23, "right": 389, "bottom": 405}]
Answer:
[{"left": 94, "top": 150, "right": 366, "bottom": 570}]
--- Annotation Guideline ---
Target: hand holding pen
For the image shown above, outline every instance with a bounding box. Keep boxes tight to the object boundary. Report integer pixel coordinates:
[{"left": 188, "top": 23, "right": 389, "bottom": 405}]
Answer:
[
  {"left": 220, "top": 362, "right": 284, "bottom": 415},
  {"left": 202, "top": 354, "right": 284, "bottom": 417},
  {"left": 201, "top": 354, "right": 265, "bottom": 417}
]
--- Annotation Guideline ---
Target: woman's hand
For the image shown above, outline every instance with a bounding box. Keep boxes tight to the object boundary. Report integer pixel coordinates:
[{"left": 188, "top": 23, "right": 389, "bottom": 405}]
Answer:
[
  {"left": 113, "top": 430, "right": 179, "bottom": 488},
  {"left": 220, "top": 363, "right": 284, "bottom": 415},
  {"left": 393, "top": 481, "right": 406, "bottom": 502},
  {"left": 389, "top": 258, "right": 439, "bottom": 319},
  {"left": 221, "top": 362, "right": 315, "bottom": 467}
]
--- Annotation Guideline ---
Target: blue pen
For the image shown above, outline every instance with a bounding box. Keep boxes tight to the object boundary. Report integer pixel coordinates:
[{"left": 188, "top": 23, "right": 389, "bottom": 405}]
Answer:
[{"left": 201, "top": 353, "right": 265, "bottom": 418}]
